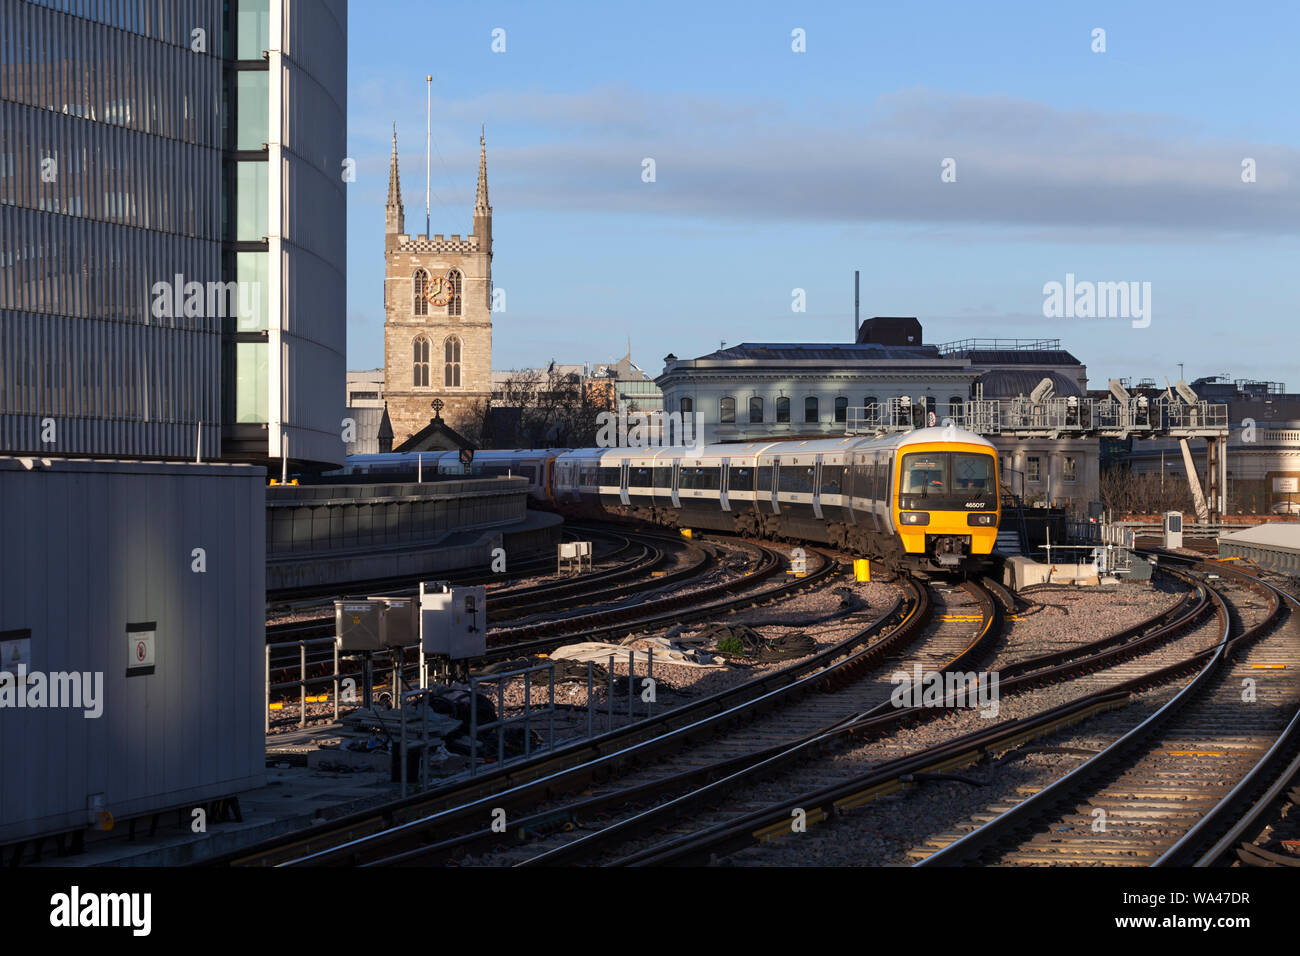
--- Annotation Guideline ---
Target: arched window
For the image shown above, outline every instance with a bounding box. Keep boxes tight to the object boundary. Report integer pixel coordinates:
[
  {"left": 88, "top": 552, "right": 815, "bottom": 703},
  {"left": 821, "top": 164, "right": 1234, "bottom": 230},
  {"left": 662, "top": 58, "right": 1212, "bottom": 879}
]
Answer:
[
  {"left": 447, "top": 268, "right": 462, "bottom": 316},
  {"left": 412, "top": 336, "right": 430, "bottom": 387},
  {"left": 720, "top": 396, "right": 736, "bottom": 424},
  {"left": 834, "top": 396, "right": 848, "bottom": 423},
  {"left": 949, "top": 395, "right": 964, "bottom": 421},
  {"left": 804, "top": 396, "right": 819, "bottom": 423},
  {"left": 413, "top": 269, "right": 429, "bottom": 315},
  {"left": 749, "top": 396, "right": 764, "bottom": 423},
  {"left": 680, "top": 396, "right": 693, "bottom": 415},
  {"left": 444, "top": 336, "right": 461, "bottom": 387},
  {"left": 776, "top": 396, "right": 790, "bottom": 423}
]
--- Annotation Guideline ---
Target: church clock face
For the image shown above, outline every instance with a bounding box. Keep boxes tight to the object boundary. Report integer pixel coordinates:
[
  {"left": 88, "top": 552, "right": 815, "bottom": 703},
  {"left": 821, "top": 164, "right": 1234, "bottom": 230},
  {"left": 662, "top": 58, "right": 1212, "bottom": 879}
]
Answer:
[{"left": 424, "top": 274, "right": 452, "bottom": 307}]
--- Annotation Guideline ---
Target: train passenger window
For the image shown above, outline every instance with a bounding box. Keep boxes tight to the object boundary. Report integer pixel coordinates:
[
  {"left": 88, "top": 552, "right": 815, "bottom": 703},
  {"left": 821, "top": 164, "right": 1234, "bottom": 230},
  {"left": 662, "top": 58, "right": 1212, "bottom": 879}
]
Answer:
[
  {"left": 701, "top": 467, "right": 720, "bottom": 490},
  {"left": 757, "top": 466, "right": 772, "bottom": 492},
  {"left": 729, "top": 467, "right": 754, "bottom": 491},
  {"left": 598, "top": 467, "right": 621, "bottom": 487},
  {"left": 820, "top": 464, "right": 843, "bottom": 495},
  {"left": 779, "top": 466, "right": 816, "bottom": 494},
  {"left": 874, "top": 457, "right": 887, "bottom": 500},
  {"left": 630, "top": 467, "right": 652, "bottom": 486},
  {"left": 653, "top": 467, "right": 673, "bottom": 488}
]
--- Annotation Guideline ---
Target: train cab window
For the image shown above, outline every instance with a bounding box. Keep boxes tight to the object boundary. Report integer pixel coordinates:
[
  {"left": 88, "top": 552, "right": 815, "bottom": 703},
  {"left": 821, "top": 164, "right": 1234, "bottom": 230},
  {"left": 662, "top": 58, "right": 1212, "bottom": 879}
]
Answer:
[
  {"left": 779, "top": 465, "right": 816, "bottom": 494},
  {"left": 729, "top": 466, "right": 754, "bottom": 491},
  {"left": 820, "top": 464, "right": 843, "bottom": 495},
  {"left": 953, "top": 453, "right": 994, "bottom": 493},
  {"left": 902, "top": 454, "right": 946, "bottom": 496},
  {"left": 653, "top": 466, "right": 674, "bottom": 488},
  {"left": 757, "top": 465, "right": 773, "bottom": 492}
]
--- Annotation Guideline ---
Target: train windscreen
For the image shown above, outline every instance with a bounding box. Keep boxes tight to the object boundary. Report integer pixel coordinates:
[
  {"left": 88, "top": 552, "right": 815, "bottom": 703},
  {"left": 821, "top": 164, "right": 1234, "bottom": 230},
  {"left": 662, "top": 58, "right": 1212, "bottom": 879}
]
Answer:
[{"left": 899, "top": 451, "right": 996, "bottom": 510}]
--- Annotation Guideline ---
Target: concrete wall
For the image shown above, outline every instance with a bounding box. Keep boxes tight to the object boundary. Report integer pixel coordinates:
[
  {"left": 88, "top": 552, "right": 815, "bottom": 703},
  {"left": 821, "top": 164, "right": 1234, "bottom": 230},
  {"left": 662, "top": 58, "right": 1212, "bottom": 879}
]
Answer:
[{"left": 0, "top": 457, "right": 265, "bottom": 845}]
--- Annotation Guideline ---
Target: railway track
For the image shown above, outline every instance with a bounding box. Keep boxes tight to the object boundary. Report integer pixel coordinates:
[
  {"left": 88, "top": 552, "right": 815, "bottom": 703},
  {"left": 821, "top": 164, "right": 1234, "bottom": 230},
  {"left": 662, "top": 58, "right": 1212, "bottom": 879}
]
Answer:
[
  {"left": 570, "top": 567, "right": 1226, "bottom": 866},
  {"left": 911, "top": 556, "right": 1300, "bottom": 867},
  {"left": 262, "top": 534, "right": 834, "bottom": 703},
  {"left": 212, "top": 562, "right": 918, "bottom": 866}
]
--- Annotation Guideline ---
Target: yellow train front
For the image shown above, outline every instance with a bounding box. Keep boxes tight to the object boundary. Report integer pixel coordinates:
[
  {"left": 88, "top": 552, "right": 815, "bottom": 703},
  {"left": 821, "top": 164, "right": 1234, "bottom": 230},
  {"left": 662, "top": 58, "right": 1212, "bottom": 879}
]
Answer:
[{"left": 882, "top": 428, "right": 1000, "bottom": 569}]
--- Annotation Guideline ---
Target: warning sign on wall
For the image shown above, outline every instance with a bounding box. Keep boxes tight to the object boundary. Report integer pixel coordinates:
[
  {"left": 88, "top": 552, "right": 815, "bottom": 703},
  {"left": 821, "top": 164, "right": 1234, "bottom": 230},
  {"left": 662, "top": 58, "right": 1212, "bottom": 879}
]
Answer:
[{"left": 126, "top": 622, "right": 156, "bottom": 675}]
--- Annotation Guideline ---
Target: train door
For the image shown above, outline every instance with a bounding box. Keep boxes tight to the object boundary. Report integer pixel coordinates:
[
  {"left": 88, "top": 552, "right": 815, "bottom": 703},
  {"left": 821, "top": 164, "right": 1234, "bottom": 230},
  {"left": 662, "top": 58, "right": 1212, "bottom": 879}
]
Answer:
[
  {"left": 670, "top": 460, "right": 681, "bottom": 509},
  {"left": 720, "top": 458, "right": 731, "bottom": 511},
  {"left": 812, "top": 455, "right": 824, "bottom": 520},
  {"left": 770, "top": 456, "right": 781, "bottom": 515},
  {"left": 619, "top": 459, "right": 630, "bottom": 506}
]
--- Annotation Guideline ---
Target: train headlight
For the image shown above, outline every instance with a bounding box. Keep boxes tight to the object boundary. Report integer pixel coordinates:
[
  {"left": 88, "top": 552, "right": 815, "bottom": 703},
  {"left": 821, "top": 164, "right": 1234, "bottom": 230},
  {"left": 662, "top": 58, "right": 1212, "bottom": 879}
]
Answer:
[
  {"left": 967, "top": 512, "right": 997, "bottom": 526},
  {"left": 899, "top": 511, "right": 930, "bottom": 526}
]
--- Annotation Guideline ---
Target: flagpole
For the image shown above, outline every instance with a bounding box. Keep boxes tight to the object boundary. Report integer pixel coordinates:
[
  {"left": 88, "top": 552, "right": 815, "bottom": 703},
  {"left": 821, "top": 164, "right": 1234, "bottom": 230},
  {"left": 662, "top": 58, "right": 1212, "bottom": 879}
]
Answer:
[{"left": 425, "top": 74, "right": 432, "bottom": 238}]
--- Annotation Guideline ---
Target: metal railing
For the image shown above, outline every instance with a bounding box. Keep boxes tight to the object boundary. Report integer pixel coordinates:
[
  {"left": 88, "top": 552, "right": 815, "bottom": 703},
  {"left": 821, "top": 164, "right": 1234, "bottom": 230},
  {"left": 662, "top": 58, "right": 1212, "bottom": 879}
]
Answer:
[
  {"left": 265, "top": 637, "right": 339, "bottom": 732},
  {"left": 467, "top": 649, "right": 657, "bottom": 776},
  {"left": 845, "top": 397, "right": 1229, "bottom": 438}
]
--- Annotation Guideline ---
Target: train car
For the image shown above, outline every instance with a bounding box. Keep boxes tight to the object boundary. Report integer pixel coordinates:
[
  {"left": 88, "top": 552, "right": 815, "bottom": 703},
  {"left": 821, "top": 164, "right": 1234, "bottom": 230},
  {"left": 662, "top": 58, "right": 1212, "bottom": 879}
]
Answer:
[{"left": 581, "top": 426, "right": 999, "bottom": 572}]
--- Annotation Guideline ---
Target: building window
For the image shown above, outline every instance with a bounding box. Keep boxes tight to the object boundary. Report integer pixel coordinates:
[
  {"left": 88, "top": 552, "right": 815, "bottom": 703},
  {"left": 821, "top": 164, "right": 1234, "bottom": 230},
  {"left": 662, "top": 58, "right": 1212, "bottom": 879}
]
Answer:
[
  {"left": 680, "top": 397, "right": 693, "bottom": 415},
  {"left": 447, "top": 268, "right": 462, "bottom": 316},
  {"left": 413, "top": 269, "right": 429, "bottom": 315},
  {"left": 834, "top": 396, "right": 848, "bottom": 423},
  {"left": 1027, "top": 456, "right": 1041, "bottom": 482},
  {"left": 777, "top": 396, "right": 790, "bottom": 423},
  {"left": 720, "top": 397, "right": 735, "bottom": 424},
  {"left": 749, "top": 396, "right": 764, "bottom": 423},
  {"left": 412, "top": 336, "right": 430, "bottom": 387},
  {"left": 804, "top": 396, "right": 819, "bottom": 423},
  {"left": 1064, "top": 456, "right": 1077, "bottom": 482},
  {"left": 444, "top": 336, "right": 462, "bottom": 387},
  {"left": 865, "top": 396, "right": 878, "bottom": 410},
  {"left": 949, "top": 395, "right": 964, "bottom": 420}
]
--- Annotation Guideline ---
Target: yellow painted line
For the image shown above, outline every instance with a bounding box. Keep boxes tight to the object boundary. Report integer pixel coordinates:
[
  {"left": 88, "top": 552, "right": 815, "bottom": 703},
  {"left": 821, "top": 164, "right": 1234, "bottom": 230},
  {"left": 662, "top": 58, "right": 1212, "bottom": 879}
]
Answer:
[{"left": 1166, "top": 750, "right": 1225, "bottom": 757}]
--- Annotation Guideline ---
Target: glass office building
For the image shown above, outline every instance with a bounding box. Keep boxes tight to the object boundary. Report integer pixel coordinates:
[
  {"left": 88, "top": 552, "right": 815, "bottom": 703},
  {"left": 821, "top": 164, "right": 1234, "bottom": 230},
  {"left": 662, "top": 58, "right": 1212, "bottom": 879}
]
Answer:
[{"left": 0, "top": 0, "right": 346, "bottom": 467}]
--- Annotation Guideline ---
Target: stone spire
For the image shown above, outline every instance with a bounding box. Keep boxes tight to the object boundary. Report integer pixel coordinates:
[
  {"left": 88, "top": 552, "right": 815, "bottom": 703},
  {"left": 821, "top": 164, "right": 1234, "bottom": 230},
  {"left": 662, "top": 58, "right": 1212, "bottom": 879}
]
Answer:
[
  {"left": 473, "top": 124, "right": 492, "bottom": 252},
  {"left": 385, "top": 122, "right": 404, "bottom": 235},
  {"left": 475, "top": 125, "right": 491, "bottom": 215}
]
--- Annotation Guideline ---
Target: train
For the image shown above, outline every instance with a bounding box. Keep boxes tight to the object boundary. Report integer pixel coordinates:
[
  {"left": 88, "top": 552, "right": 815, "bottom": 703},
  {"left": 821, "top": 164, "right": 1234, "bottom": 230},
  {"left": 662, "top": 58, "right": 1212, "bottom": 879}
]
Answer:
[{"left": 334, "top": 425, "right": 1001, "bottom": 572}]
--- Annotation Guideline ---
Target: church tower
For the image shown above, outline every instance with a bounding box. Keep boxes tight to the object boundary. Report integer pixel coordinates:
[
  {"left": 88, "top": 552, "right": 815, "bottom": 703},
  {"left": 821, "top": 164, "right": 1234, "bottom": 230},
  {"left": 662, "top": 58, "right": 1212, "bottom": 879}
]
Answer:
[{"left": 382, "top": 125, "right": 493, "bottom": 445}]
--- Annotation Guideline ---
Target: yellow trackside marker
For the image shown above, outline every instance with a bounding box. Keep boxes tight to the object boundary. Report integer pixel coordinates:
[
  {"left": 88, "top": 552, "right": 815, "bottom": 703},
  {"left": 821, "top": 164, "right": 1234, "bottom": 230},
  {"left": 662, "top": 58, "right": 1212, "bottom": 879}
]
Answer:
[
  {"left": 1166, "top": 750, "right": 1225, "bottom": 757},
  {"left": 1252, "top": 664, "right": 1286, "bottom": 670},
  {"left": 269, "top": 702, "right": 284, "bottom": 710},
  {"left": 680, "top": 528, "right": 693, "bottom": 539},
  {"left": 854, "top": 559, "right": 871, "bottom": 582}
]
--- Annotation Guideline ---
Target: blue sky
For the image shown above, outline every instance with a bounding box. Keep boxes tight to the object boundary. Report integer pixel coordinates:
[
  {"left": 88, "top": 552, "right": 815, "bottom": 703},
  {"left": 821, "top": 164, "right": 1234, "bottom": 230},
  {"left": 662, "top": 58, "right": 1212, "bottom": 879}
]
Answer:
[{"left": 345, "top": 1, "right": 1299, "bottom": 388}]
